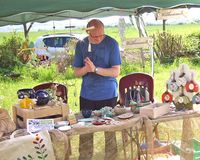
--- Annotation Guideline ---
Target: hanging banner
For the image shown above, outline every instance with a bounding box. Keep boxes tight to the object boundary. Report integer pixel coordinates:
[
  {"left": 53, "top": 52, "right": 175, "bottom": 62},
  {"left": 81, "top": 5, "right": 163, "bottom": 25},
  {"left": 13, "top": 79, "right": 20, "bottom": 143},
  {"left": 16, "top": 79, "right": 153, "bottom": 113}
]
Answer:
[{"left": 156, "top": 8, "right": 189, "bottom": 20}]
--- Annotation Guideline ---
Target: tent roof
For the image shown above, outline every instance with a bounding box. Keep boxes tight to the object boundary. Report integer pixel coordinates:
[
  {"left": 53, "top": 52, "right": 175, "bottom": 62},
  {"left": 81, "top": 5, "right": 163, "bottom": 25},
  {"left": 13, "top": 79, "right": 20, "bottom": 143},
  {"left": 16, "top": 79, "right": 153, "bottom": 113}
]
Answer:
[{"left": 0, "top": 0, "right": 200, "bottom": 27}]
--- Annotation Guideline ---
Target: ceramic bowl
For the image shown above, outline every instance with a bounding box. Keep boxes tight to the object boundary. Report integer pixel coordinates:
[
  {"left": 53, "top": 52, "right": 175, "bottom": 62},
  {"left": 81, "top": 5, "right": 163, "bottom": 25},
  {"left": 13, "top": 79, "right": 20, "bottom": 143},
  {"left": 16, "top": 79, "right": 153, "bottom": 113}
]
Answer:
[
  {"left": 35, "top": 90, "right": 50, "bottom": 106},
  {"left": 81, "top": 109, "right": 92, "bottom": 118},
  {"left": 17, "top": 88, "right": 35, "bottom": 99}
]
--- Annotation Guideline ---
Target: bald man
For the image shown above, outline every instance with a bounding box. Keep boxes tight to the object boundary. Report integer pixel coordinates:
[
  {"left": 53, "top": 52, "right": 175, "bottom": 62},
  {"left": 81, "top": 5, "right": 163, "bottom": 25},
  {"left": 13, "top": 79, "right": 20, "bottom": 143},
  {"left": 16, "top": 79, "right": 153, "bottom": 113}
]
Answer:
[{"left": 73, "top": 19, "right": 121, "bottom": 160}]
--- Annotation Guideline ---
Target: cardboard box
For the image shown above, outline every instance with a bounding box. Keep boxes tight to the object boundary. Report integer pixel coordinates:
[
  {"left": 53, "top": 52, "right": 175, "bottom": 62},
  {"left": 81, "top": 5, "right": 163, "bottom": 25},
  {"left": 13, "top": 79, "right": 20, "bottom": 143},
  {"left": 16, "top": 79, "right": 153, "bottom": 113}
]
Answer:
[
  {"left": 140, "top": 103, "right": 170, "bottom": 119},
  {"left": 13, "top": 103, "right": 69, "bottom": 128}
]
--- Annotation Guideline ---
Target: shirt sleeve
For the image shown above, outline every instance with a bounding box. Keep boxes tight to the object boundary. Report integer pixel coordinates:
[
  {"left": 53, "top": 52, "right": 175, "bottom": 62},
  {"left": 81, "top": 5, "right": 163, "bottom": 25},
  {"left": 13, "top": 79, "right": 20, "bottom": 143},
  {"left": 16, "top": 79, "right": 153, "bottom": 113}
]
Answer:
[
  {"left": 73, "top": 41, "right": 84, "bottom": 68},
  {"left": 109, "top": 39, "right": 122, "bottom": 66}
]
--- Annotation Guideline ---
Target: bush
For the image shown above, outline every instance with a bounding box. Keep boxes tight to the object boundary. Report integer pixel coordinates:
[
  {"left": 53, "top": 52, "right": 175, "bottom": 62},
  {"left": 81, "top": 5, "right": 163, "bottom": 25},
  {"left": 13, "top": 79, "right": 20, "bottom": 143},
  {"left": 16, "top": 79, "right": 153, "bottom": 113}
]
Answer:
[
  {"left": 153, "top": 32, "right": 185, "bottom": 64},
  {"left": 30, "top": 63, "right": 58, "bottom": 82},
  {"left": 184, "top": 32, "right": 200, "bottom": 56},
  {"left": 0, "top": 32, "right": 23, "bottom": 74}
]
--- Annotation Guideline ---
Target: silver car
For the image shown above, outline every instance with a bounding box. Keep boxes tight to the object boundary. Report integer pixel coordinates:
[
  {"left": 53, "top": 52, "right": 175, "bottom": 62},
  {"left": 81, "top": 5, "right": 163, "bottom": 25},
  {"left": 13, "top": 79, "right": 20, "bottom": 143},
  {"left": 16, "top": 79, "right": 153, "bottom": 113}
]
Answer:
[{"left": 34, "top": 33, "right": 86, "bottom": 60}]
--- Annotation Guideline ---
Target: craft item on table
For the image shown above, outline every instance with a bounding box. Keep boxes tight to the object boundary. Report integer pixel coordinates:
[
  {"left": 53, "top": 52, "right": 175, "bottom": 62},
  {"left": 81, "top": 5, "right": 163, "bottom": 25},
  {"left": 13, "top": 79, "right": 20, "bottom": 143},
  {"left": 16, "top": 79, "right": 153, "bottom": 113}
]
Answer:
[
  {"left": 58, "top": 125, "right": 71, "bottom": 131},
  {"left": 185, "top": 72, "right": 199, "bottom": 93},
  {"left": 102, "top": 107, "right": 113, "bottom": 117},
  {"left": 93, "top": 110, "right": 102, "bottom": 117},
  {"left": 124, "top": 85, "right": 148, "bottom": 108},
  {"left": 78, "top": 117, "right": 95, "bottom": 122},
  {"left": 138, "top": 86, "right": 145, "bottom": 102},
  {"left": 50, "top": 84, "right": 58, "bottom": 99},
  {"left": 140, "top": 103, "right": 170, "bottom": 119},
  {"left": 169, "top": 103, "right": 176, "bottom": 112},
  {"left": 168, "top": 71, "right": 179, "bottom": 92},
  {"left": 192, "top": 93, "right": 200, "bottom": 104},
  {"left": 176, "top": 77, "right": 187, "bottom": 87},
  {"left": 145, "top": 86, "right": 150, "bottom": 102},
  {"left": 129, "top": 100, "right": 137, "bottom": 112},
  {"left": 68, "top": 113, "right": 77, "bottom": 125},
  {"left": 176, "top": 64, "right": 188, "bottom": 87},
  {"left": 27, "top": 119, "right": 54, "bottom": 133},
  {"left": 35, "top": 90, "right": 50, "bottom": 106},
  {"left": 71, "top": 121, "right": 90, "bottom": 128},
  {"left": 136, "top": 88, "right": 142, "bottom": 103},
  {"left": 92, "top": 117, "right": 115, "bottom": 125},
  {"left": 98, "top": 106, "right": 114, "bottom": 118},
  {"left": 117, "top": 112, "right": 134, "bottom": 119},
  {"left": 113, "top": 105, "right": 131, "bottom": 115},
  {"left": 17, "top": 88, "right": 35, "bottom": 99},
  {"left": 54, "top": 121, "right": 69, "bottom": 128},
  {"left": 81, "top": 109, "right": 92, "bottom": 118},
  {"left": 162, "top": 84, "right": 173, "bottom": 103},
  {"left": 140, "top": 86, "right": 145, "bottom": 99},
  {"left": 19, "top": 96, "right": 34, "bottom": 109},
  {"left": 92, "top": 120, "right": 106, "bottom": 125},
  {"left": 174, "top": 87, "right": 192, "bottom": 111},
  {"left": 164, "top": 64, "right": 199, "bottom": 111}
]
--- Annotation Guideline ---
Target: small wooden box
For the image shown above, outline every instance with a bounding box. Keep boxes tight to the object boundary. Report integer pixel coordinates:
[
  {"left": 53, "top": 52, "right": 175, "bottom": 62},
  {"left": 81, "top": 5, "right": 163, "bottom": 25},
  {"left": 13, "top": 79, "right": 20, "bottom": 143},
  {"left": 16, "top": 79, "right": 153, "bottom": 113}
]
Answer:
[
  {"left": 12, "top": 103, "right": 69, "bottom": 128},
  {"left": 140, "top": 103, "right": 170, "bottom": 119}
]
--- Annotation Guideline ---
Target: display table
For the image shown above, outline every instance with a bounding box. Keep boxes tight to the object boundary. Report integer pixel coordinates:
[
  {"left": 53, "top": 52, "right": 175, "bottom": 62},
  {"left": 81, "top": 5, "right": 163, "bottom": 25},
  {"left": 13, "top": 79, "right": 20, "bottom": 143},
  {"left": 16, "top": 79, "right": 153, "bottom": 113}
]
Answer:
[
  {"left": 65, "top": 114, "right": 142, "bottom": 135},
  {"left": 143, "top": 110, "right": 200, "bottom": 160},
  {"left": 63, "top": 114, "right": 143, "bottom": 160}
]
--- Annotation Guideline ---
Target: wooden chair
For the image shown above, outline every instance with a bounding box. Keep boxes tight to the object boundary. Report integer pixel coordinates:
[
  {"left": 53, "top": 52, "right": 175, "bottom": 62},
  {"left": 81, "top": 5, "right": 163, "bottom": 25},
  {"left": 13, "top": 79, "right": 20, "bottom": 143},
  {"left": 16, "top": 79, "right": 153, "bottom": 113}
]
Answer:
[
  {"left": 118, "top": 72, "right": 154, "bottom": 159},
  {"left": 119, "top": 72, "right": 154, "bottom": 105},
  {"left": 33, "top": 82, "right": 68, "bottom": 104}
]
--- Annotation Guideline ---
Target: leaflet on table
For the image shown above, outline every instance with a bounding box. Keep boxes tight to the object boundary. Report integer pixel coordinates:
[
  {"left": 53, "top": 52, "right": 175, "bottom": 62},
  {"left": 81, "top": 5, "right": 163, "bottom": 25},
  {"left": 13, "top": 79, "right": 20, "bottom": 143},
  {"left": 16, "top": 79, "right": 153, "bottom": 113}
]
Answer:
[{"left": 27, "top": 119, "right": 54, "bottom": 133}]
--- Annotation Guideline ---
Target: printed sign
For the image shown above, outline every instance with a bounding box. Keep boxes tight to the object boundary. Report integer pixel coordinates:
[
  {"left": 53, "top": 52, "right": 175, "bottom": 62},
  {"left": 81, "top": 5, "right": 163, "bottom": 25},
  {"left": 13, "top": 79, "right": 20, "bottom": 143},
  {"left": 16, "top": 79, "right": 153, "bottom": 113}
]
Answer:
[
  {"left": 156, "top": 8, "right": 189, "bottom": 20},
  {"left": 27, "top": 119, "right": 54, "bottom": 133}
]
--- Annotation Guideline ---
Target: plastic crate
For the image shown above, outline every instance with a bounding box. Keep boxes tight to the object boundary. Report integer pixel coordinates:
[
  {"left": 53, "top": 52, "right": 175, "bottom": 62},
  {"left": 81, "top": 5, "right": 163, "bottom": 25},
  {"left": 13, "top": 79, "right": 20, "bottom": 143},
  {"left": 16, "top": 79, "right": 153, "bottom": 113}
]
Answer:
[{"left": 171, "top": 138, "right": 200, "bottom": 160}]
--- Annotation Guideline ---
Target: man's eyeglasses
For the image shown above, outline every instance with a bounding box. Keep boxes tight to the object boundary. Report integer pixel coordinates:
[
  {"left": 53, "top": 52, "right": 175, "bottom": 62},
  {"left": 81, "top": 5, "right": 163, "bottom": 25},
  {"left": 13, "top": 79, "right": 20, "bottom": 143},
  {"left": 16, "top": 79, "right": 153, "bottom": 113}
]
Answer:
[{"left": 89, "top": 34, "right": 104, "bottom": 39}]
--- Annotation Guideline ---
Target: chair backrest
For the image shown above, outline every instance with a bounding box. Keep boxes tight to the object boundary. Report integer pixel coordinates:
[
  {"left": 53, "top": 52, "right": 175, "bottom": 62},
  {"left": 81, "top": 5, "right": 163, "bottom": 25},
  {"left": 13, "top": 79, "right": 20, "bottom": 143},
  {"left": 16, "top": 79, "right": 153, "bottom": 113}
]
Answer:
[
  {"left": 119, "top": 72, "right": 154, "bottom": 105},
  {"left": 33, "top": 82, "right": 68, "bottom": 104}
]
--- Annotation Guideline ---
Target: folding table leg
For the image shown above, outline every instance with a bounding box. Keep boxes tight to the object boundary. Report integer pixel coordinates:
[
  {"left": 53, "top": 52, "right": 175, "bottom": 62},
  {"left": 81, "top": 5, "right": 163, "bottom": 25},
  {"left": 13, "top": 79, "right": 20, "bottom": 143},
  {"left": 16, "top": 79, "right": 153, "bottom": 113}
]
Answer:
[{"left": 122, "top": 129, "right": 127, "bottom": 160}]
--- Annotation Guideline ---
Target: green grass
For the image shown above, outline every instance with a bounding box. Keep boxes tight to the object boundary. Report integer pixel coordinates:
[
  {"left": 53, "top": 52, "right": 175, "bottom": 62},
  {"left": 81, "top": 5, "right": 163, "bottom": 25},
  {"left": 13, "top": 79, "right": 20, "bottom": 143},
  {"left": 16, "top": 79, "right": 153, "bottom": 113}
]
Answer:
[
  {"left": 0, "top": 23, "right": 200, "bottom": 114},
  {"left": 1, "top": 57, "right": 200, "bottom": 115},
  {"left": 1, "top": 23, "right": 200, "bottom": 43}
]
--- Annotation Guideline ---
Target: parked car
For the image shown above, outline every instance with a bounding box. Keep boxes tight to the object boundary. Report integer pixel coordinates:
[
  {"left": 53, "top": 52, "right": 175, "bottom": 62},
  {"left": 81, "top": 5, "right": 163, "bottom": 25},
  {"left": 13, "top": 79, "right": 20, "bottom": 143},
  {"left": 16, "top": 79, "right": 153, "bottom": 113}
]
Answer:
[{"left": 34, "top": 33, "right": 86, "bottom": 60}]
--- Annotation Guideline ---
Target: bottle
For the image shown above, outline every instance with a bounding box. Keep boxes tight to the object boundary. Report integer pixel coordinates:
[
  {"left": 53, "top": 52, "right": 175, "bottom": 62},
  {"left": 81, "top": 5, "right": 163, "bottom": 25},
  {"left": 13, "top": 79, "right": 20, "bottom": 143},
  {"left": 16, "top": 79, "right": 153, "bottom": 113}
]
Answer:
[
  {"left": 19, "top": 96, "right": 34, "bottom": 109},
  {"left": 145, "top": 87, "right": 150, "bottom": 102}
]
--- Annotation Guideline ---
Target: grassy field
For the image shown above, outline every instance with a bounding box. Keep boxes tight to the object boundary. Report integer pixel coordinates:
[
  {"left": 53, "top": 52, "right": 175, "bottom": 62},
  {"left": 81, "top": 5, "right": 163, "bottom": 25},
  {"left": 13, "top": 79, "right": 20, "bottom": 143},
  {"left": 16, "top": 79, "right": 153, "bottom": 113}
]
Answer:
[
  {"left": 0, "top": 23, "right": 200, "bottom": 114},
  {"left": 1, "top": 23, "right": 200, "bottom": 44}
]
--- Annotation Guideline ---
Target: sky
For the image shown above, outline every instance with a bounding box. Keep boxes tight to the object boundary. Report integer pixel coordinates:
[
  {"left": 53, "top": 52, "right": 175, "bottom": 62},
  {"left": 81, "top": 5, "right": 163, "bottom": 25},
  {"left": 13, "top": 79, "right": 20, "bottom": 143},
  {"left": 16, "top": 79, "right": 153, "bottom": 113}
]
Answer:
[{"left": 0, "top": 8, "right": 199, "bottom": 32}]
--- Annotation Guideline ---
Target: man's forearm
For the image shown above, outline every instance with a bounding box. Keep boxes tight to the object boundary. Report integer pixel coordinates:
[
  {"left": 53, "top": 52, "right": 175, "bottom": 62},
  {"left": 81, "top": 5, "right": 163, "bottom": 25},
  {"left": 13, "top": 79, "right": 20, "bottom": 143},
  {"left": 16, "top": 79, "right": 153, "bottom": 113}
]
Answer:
[
  {"left": 74, "top": 65, "right": 120, "bottom": 78},
  {"left": 95, "top": 66, "right": 120, "bottom": 78},
  {"left": 74, "top": 67, "right": 88, "bottom": 77}
]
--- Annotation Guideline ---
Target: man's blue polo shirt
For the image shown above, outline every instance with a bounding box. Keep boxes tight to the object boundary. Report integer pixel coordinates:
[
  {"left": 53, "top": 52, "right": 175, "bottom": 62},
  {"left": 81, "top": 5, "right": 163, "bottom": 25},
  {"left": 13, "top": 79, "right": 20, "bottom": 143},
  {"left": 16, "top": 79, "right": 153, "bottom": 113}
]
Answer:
[{"left": 73, "top": 35, "right": 121, "bottom": 101}]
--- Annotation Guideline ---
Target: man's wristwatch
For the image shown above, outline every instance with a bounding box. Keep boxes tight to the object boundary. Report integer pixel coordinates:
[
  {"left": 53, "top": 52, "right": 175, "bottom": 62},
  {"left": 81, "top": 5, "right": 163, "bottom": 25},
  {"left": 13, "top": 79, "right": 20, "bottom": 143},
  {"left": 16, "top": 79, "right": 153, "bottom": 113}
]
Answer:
[{"left": 94, "top": 67, "right": 98, "bottom": 73}]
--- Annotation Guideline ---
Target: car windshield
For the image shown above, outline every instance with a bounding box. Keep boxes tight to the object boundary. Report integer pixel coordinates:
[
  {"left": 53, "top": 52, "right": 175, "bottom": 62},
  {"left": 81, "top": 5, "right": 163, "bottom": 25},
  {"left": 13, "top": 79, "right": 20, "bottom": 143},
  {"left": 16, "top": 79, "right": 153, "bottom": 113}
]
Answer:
[{"left": 43, "top": 37, "right": 73, "bottom": 47}]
